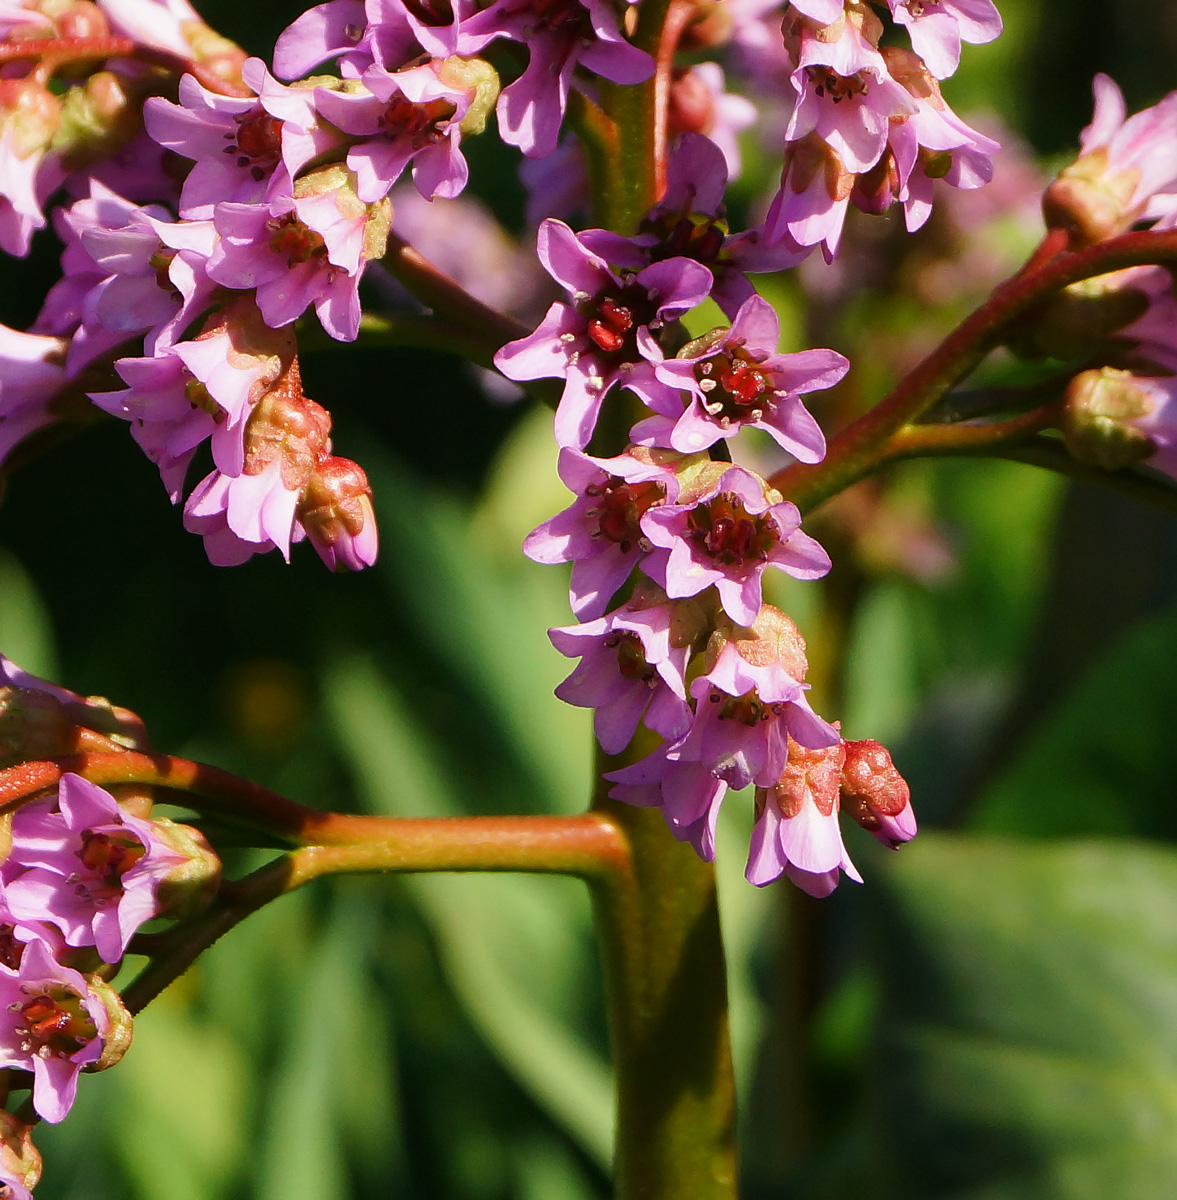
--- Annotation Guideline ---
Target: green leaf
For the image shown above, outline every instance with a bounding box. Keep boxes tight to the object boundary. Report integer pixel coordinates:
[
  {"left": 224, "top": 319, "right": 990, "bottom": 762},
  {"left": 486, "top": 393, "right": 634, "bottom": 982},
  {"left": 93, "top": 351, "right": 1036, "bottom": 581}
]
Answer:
[
  {"left": 973, "top": 600, "right": 1177, "bottom": 838},
  {"left": 872, "top": 834, "right": 1177, "bottom": 1199}
]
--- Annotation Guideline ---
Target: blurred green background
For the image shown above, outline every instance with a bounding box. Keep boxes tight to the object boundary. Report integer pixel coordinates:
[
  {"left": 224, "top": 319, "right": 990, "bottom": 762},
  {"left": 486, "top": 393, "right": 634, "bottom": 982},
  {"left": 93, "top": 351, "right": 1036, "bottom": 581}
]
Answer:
[{"left": 4, "top": 0, "right": 1177, "bottom": 1196}]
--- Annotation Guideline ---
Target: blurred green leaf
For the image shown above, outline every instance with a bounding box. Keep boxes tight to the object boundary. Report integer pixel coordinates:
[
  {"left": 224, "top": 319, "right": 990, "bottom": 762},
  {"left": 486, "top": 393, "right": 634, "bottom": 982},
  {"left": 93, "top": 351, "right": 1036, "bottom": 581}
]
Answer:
[
  {"left": 325, "top": 655, "right": 614, "bottom": 1167},
  {"left": 973, "top": 599, "right": 1177, "bottom": 838},
  {"left": 0, "top": 549, "right": 57, "bottom": 679},
  {"left": 872, "top": 834, "right": 1177, "bottom": 1199}
]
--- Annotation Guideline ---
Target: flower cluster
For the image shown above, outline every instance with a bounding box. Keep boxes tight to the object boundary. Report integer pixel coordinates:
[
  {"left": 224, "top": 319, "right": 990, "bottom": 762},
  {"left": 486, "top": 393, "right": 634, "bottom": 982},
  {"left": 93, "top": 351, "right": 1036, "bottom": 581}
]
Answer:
[
  {"left": 0, "top": 654, "right": 221, "bottom": 1198},
  {"left": 725, "top": 0, "right": 1003, "bottom": 258},
  {"left": 501, "top": 133, "right": 917, "bottom": 892}
]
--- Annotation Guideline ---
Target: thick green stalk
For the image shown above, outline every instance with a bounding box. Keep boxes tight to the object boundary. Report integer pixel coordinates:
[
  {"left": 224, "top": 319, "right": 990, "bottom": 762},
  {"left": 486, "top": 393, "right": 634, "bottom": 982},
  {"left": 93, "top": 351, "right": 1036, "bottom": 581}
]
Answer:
[{"left": 592, "top": 763, "right": 738, "bottom": 1200}]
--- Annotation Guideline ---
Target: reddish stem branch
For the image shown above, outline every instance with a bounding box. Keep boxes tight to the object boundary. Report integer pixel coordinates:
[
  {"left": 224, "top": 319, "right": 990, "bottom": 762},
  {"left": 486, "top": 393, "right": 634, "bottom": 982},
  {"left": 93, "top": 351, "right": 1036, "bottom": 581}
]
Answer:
[
  {"left": 886, "top": 404, "right": 1060, "bottom": 458},
  {"left": 770, "top": 228, "right": 1177, "bottom": 512},
  {"left": 651, "top": 0, "right": 695, "bottom": 198},
  {"left": 0, "top": 34, "right": 250, "bottom": 97},
  {"left": 0, "top": 753, "right": 630, "bottom": 877}
]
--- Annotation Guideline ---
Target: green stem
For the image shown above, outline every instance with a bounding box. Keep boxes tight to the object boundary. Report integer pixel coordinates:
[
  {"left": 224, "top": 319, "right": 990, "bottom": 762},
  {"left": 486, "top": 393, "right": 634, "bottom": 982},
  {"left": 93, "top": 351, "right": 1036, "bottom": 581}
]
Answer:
[
  {"left": 591, "top": 754, "right": 738, "bottom": 1200},
  {"left": 769, "top": 227, "right": 1177, "bottom": 512}
]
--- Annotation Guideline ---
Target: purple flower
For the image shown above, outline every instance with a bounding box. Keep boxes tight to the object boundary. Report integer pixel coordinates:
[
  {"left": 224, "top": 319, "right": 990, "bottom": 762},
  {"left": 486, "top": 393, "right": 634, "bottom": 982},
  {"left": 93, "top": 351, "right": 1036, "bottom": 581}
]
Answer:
[
  {"left": 463, "top": 0, "right": 653, "bottom": 157},
  {"left": 36, "top": 181, "right": 217, "bottom": 376},
  {"left": 610, "top": 753, "right": 727, "bottom": 859},
  {"left": 311, "top": 58, "right": 482, "bottom": 203},
  {"left": 144, "top": 72, "right": 293, "bottom": 219},
  {"left": 548, "top": 595, "right": 692, "bottom": 753},
  {"left": 3, "top": 774, "right": 189, "bottom": 964},
  {"left": 523, "top": 446, "right": 681, "bottom": 619},
  {"left": 207, "top": 165, "right": 391, "bottom": 341},
  {"left": 886, "top": 0, "right": 1002, "bottom": 80},
  {"left": 746, "top": 738, "right": 862, "bottom": 895},
  {"left": 273, "top": 0, "right": 376, "bottom": 78},
  {"left": 639, "top": 464, "right": 830, "bottom": 626},
  {"left": 635, "top": 294, "right": 844, "bottom": 457},
  {"left": 0, "top": 939, "right": 118, "bottom": 1122},
  {"left": 582, "top": 134, "right": 810, "bottom": 319},
  {"left": 0, "top": 79, "right": 65, "bottom": 257},
  {"left": 495, "top": 219, "right": 713, "bottom": 449},
  {"left": 0, "top": 324, "right": 68, "bottom": 468}
]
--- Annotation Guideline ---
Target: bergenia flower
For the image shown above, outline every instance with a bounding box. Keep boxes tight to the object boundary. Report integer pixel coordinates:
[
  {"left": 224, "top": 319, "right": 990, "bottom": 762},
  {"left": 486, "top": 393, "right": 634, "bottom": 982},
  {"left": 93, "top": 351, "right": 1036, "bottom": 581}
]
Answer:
[
  {"left": 839, "top": 737, "right": 917, "bottom": 848},
  {"left": 639, "top": 464, "right": 831, "bottom": 626},
  {"left": 1044, "top": 74, "right": 1177, "bottom": 246},
  {"left": 0, "top": 79, "right": 65, "bottom": 257},
  {"left": 0, "top": 325, "right": 68, "bottom": 469},
  {"left": 463, "top": 0, "right": 653, "bottom": 158},
  {"left": 548, "top": 595, "right": 693, "bottom": 754},
  {"left": 0, "top": 938, "right": 123, "bottom": 1122},
  {"left": 3, "top": 774, "right": 190, "bottom": 964},
  {"left": 297, "top": 455, "right": 379, "bottom": 571},
  {"left": 523, "top": 446, "right": 682, "bottom": 619},
  {"left": 747, "top": 737, "right": 862, "bottom": 895},
  {"left": 494, "top": 219, "right": 713, "bottom": 450},
  {"left": 636, "top": 294, "right": 845, "bottom": 457},
  {"left": 885, "top": 0, "right": 1002, "bottom": 80}
]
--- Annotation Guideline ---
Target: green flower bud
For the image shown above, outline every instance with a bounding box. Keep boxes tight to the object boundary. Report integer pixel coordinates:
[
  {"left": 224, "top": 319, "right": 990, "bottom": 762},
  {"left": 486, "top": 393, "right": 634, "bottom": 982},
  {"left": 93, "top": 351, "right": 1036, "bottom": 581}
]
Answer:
[
  {"left": 151, "top": 819, "right": 222, "bottom": 921},
  {"left": 1062, "top": 367, "right": 1156, "bottom": 470},
  {"left": 436, "top": 56, "right": 500, "bottom": 137}
]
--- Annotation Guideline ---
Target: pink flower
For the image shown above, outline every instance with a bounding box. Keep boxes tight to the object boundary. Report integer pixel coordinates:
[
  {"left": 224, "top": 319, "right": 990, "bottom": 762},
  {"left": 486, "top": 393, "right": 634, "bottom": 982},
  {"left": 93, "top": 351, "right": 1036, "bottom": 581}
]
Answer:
[
  {"left": 463, "top": 0, "right": 653, "bottom": 157},
  {"left": 636, "top": 293, "right": 844, "bottom": 457},
  {"left": 0, "top": 940, "right": 112, "bottom": 1122},
  {"left": 1044, "top": 75, "right": 1177, "bottom": 245},
  {"left": 0, "top": 324, "right": 68, "bottom": 468},
  {"left": 639, "top": 464, "right": 830, "bottom": 626},
  {"left": 885, "top": 0, "right": 1002, "bottom": 80},
  {"left": 747, "top": 738, "right": 862, "bottom": 895},
  {"left": 3, "top": 775, "right": 189, "bottom": 964},
  {"left": 494, "top": 219, "right": 713, "bottom": 450},
  {"left": 524, "top": 446, "right": 681, "bottom": 619},
  {"left": 548, "top": 594, "right": 692, "bottom": 754},
  {"left": 0, "top": 79, "right": 65, "bottom": 257}
]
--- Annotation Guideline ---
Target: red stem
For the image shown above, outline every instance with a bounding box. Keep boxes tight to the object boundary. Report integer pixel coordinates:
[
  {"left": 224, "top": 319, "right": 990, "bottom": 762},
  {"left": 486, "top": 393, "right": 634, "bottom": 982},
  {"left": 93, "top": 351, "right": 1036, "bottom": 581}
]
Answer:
[
  {"left": 0, "top": 753, "right": 630, "bottom": 878},
  {"left": 0, "top": 35, "right": 251, "bottom": 97},
  {"left": 770, "top": 228, "right": 1177, "bottom": 512},
  {"left": 651, "top": 0, "right": 695, "bottom": 199}
]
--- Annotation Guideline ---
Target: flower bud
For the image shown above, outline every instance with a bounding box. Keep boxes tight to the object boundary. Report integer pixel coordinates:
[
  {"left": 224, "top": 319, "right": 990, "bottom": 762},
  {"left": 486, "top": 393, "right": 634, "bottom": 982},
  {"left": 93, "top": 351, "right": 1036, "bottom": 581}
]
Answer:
[
  {"left": 840, "top": 738, "right": 916, "bottom": 848},
  {"left": 53, "top": 72, "right": 140, "bottom": 170},
  {"left": 84, "top": 975, "right": 133, "bottom": 1073},
  {"left": 0, "top": 1111, "right": 42, "bottom": 1197},
  {"left": 0, "top": 79, "right": 61, "bottom": 159},
  {"left": 1005, "top": 275, "right": 1151, "bottom": 361},
  {"left": 54, "top": 1, "right": 110, "bottom": 39},
  {"left": 678, "top": 0, "right": 733, "bottom": 51},
  {"left": 297, "top": 456, "right": 378, "bottom": 571},
  {"left": 1043, "top": 151, "right": 1141, "bottom": 247},
  {"left": 0, "top": 687, "right": 75, "bottom": 768},
  {"left": 151, "top": 818, "right": 222, "bottom": 920},
  {"left": 1062, "top": 366, "right": 1157, "bottom": 469},
  {"left": 292, "top": 164, "right": 392, "bottom": 262}
]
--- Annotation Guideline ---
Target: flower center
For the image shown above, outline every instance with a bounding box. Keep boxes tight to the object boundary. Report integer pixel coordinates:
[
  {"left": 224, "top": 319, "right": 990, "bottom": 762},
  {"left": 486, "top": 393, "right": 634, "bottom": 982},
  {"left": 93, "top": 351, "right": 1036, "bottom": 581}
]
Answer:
[
  {"left": 78, "top": 830, "right": 147, "bottom": 886},
  {"left": 0, "top": 926, "right": 23, "bottom": 971},
  {"left": 380, "top": 95, "right": 455, "bottom": 148},
  {"left": 805, "top": 66, "right": 869, "bottom": 103},
  {"left": 686, "top": 492, "right": 775, "bottom": 565},
  {"left": 582, "top": 284, "right": 656, "bottom": 358},
  {"left": 18, "top": 987, "right": 96, "bottom": 1058},
  {"left": 529, "top": 0, "right": 590, "bottom": 37},
  {"left": 223, "top": 110, "right": 283, "bottom": 182},
  {"left": 266, "top": 213, "right": 329, "bottom": 267},
  {"left": 585, "top": 476, "right": 664, "bottom": 552},
  {"left": 696, "top": 351, "right": 771, "bottom": 424},
  {"left": 604, "top": 631, "right": 656, "bottom": 684},
  {"left": 644, "top": 213, "right": 727, "bottom": 270}
]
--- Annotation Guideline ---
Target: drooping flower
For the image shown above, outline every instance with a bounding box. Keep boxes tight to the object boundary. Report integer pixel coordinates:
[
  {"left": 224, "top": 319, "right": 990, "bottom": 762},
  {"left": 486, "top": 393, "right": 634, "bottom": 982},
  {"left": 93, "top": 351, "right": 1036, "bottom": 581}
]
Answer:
[
  {"left": 0, "top": 324, "right": 69, "bottom": 469},
  {"left": 747, "top": 736, "right": 862, "bottom": 895},
  {"left": 839, "top": 737, "right": 917, "bottom": 848},
  {"left": 885, "top": 0, "right": 1002, "bottom": 80}
]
